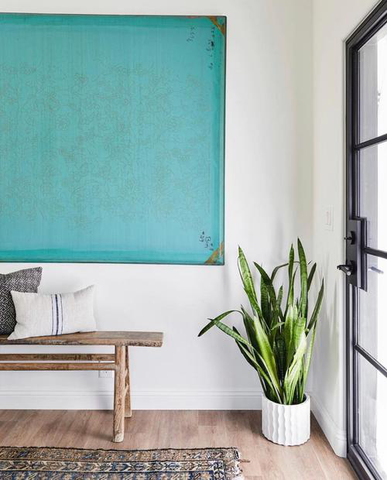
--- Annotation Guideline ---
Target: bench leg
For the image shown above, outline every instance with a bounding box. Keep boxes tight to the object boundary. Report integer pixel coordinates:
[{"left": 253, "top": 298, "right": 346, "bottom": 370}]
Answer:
[
  {"left": 125, "top": 347, "right": 132, "bottom": 418},
  {"left": 113, "top": 345, "right": 125, "bottom": 443}
]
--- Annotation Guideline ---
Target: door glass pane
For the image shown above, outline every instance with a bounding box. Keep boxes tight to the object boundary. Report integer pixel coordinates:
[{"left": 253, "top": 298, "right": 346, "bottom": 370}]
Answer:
[
  {"left": 359, "top": 256, "right": 387, "bottom": 368},
  {"left": 359, "top": 21, "right": 387, "bottom": 142},
  {"left": 360, "top": 143, "right": 387, "bottom": 251},
  {"left": 359, "top": 354, "right": 387, "bottom": 478}
]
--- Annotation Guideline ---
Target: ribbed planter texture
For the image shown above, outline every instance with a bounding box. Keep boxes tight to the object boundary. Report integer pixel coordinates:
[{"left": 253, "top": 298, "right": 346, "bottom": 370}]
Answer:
[{"left": 262, "top": 394, "right": 310, "bottom": 446}]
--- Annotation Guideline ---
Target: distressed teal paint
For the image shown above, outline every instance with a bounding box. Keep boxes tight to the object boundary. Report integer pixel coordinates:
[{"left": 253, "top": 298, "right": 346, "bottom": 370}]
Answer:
[{"left": 0, "top": 14, "right": 225, "bottom": 265}]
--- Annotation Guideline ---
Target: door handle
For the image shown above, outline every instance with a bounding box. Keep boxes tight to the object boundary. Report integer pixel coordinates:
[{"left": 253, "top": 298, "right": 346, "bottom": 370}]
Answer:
[
  {"left": 343, "top": 218, "right": 367, "bottom": 291},
  {"left": 337, "top": 264, "right": 354, "bottom": 276}
]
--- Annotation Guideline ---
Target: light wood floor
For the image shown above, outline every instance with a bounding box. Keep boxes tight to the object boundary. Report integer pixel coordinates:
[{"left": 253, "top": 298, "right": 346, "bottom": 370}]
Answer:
[{"left": 0, "top": 410, "right": 356, "bottom": 479}]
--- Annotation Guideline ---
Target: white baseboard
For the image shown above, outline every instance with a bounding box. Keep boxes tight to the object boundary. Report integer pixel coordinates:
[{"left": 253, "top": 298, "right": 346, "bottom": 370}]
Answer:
[
  {"left": 311, "top": 395, "right": 347, "bottom": 457},
  {"left": 0, "top": 389, "right": 263, "bottom": 410}
]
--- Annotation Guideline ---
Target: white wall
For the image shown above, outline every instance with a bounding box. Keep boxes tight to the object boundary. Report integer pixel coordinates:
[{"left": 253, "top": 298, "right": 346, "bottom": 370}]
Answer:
[
  {"left": 3, "top": 0, "right": 387, "bottom": 461},
  {"left": 0, "top": 0, "right": 313, "bottom": 411},
  {"left": 312, "top": 0, "right": 380, "bottom": 457}
]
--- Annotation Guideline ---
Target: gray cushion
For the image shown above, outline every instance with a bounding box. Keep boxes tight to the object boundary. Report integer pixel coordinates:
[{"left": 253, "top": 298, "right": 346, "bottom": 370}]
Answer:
[{"left": 0, "top": 267, "right": 42, "bottom": 335}]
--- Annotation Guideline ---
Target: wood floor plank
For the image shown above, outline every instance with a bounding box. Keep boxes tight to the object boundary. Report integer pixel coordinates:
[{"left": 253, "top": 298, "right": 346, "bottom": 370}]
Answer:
[{"left": 0, "top": 410, "right": 356, "bottom": 479}]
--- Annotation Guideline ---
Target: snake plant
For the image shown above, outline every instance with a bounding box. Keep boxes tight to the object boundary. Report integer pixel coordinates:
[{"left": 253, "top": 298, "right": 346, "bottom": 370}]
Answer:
[{"left": 199, "top": 239, "right": 324, "bottom": 405}]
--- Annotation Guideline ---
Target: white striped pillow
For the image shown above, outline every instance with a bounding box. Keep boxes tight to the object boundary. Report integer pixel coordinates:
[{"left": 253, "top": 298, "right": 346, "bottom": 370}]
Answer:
[{"left": 8, "top": 286, "right": 96, "bottom": 340}]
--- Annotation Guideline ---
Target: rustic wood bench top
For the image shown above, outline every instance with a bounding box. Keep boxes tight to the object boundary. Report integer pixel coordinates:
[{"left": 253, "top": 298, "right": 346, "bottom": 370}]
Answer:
[
  {"left": 0, "top": 330, "right": 164, "bottom": 443},
  {"left": 0, "top": 331, "right": 163, "bottom": 347}
]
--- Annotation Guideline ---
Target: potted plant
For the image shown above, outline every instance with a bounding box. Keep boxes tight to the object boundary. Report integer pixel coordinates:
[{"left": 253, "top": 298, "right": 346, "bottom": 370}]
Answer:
[{"left": 199, "top": 239, "right": 324, "bottom": 446}]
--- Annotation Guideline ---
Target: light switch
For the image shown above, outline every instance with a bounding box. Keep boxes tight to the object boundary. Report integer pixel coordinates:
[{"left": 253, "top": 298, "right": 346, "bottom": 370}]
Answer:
[{"left": 324, "top": 205, "right": 334, "bottom": 231}]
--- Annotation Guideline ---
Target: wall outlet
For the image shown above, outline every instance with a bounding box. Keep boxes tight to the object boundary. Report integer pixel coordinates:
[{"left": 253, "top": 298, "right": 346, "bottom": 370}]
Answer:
[
  {"left": 99, "top": 370, "right": 114, "bottom": 378},
  {"left": 324, "top": 205, "right": 334, "bottom": 231}
]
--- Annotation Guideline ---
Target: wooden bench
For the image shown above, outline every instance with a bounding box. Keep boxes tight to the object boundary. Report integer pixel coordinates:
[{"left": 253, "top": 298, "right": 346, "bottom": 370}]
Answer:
[{"left": 0, "top": 331, "right": 163, "bottom": 442}]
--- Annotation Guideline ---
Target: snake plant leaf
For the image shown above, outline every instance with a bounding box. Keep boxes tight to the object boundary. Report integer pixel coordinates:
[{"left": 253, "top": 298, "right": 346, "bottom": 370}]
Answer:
[
  {"left": 253, "top": 316, "right": 281, "bottom": 393},
  {"left": 277, "top": 285, "right": 284, "bottom": 310},
  {"left": 271, "top": 262, "right": 288, "bottom": 282},
  {"left": 285, "top": 354, "right": 306, "bottom": 403},
  {"left": 287, "top": 244, "right": 294, "bottom": 303},
  {"left": 234, "top": 333, "right": 277, "bottom": 403},
  {"left": 233, "top": 327, "right": 260, "bottom": 370},
  {"left": 238, "top": 247, "right": 262, "bottom": 317},
  {"left": 288, "top": 317, "right": 306, "bottom": 368},
  {"left": 298, "top": 239, "right": 308, "bottom": 319},
  {"left": 271, "top": 285, "right": 284, "bottom": 330},
  {"left": 289, "top": 325, "right": 307, "bottom": 364},
  {"left": 271, "top": 321, "right": 285, "bottom": 332},
  {"left": 235, "top": 339, "right": 278, "bottom": 403},
  {"left": 293, "top": 317, "right": 307, "bottom": 350},
  {"left": 284, "top": 330, "right": 307, "bottom": 404},
  {"left": 307, "top": 279, "right": 324, "bottom": 332},
  {"left": 284, "top": 304, "right": 296, "bottom": 366},
  {"left": 307, "top": 263, "right": 317, "bottom": 291},
  {"left": 235, "top": 339, "right": 257, "bottom": 370},
  {"left": 303, "top": 323, "right": 317, "bottom": 391},
  {"left": 198, "top": 310, "right": 241, "bottom": 337},
  {"left": 285, "top": 269, "right": 297, "bottom": 319},
  {"left": 215, "top": 319, "right": 283, "bottom": 401},
  {"left": 212, "top": 318, "right": 256, "bottom": 352},
  {"left": 240, "top": 347, "right": 275, "bottom": 400},
  {"left": 256, "top": 352, "right": 283, "bottom": 403},
  {"left": 255, "top": 362, "right": 279, "bottom": 402},
  {"left": 254, "top": 262, "right": 277, "bottom": 310},
  {"left": 275, "top": 335, "right": 286, "bottom": 383},
  {"left": 241, "top": 307, "right": 260, "bottom": 351},
  {"left": 295, "top": 371, "right": 305, "bottom": 404},
  {"left": 260, "top": 277, "right": 271, "bottom": 327}
]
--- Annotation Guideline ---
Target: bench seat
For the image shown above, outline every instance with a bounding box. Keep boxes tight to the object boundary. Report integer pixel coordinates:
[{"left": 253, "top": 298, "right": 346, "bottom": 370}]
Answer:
[
  {"left": 0, "top": 330, "right": 164, "bottom": 442},
  {"left": 0, "top": 331, "right": 163, "bottom": 346}
]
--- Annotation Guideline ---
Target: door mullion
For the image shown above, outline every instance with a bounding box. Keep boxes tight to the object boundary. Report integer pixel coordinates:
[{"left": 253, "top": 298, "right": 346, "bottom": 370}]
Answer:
[
  {"left": 353, "top": 286, "right": 360, "bottom": 445},
  {"left": 354, "top": 345, "right": 387, "bottom": 378},
  {"left": 353, "top": 47, "right": 361, "bottom": 217},
  {"left": 355, "top": 132, "right": 387, "bottom": 150},
  {"left": 364, "top": 246, "right": 387, "bottom": 261}
]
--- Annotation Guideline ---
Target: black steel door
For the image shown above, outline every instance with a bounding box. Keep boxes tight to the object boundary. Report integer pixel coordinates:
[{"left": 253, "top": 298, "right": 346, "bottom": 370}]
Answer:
[{"left": 345, "top": 2, "right": 387, "bottom": 479}]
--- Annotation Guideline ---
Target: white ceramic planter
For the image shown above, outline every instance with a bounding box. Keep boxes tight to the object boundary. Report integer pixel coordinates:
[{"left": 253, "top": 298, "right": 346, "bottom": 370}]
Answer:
[{"left": 262, "top": 394, "right": 310, "bottom": 446}]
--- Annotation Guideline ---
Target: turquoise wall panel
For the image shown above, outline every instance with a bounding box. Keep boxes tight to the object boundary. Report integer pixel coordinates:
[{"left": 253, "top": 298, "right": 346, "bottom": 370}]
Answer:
[{"left": 0, "top": 14, "right": 225, "bottom": 264}]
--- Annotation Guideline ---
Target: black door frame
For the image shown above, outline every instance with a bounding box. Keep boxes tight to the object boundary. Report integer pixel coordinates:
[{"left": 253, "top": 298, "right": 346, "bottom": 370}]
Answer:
[{"left": 346, "top": 1, "right": 387, "bottom": 479}]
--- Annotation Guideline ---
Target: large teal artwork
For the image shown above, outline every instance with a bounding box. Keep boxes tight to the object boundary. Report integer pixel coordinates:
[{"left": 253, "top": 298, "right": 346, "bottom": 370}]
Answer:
[{"left": 0, "top": 14, "right": 225, "bottom": 265}]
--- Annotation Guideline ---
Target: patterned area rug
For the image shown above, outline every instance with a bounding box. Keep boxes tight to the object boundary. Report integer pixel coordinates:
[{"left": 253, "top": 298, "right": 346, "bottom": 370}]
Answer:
[{"left": 0, "top": 446, "right": 243, "bottom": 479}]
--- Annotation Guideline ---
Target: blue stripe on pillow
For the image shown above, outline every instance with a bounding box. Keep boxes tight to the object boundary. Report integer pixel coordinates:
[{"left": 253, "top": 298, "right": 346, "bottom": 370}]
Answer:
[
  {"left": 59, "top": 294, "right": 64, "bottom": 335},
  {"left": 51, "top": 294, "right": 55, "bottom": 336},
  {"left": 54, "top": 294, "right": 60, "bottom": 336}
]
